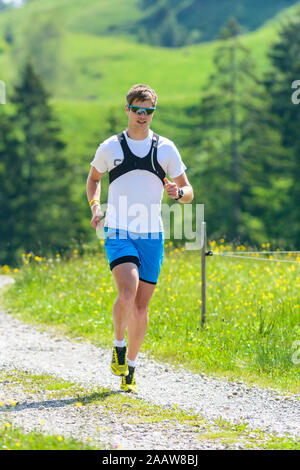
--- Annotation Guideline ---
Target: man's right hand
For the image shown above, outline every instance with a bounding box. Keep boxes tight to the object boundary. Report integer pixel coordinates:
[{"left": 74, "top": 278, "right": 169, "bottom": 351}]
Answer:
[{"left": 91, "top": 205, "right": 104, "bottom": 229}]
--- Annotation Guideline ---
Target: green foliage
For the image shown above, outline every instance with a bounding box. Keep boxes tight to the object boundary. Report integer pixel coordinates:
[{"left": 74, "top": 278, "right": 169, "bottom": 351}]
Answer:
[
  {"left": 176, "top": 12, "right": 300, "bottom": 249},
  {"left": 0, "top": 63, "right": 83, "bottom": 266},
  {"left": 138, "top": 0, "right": 201, "bottom": 47},
  {"left": 0, "top": 422, "right": 96, "bottom": 450},
  {"left": 264, "top": 13, "right": 300, "bottom": 247},
  {"left": 186, "top": 19, "right": 271, "bottom": 244},
  {"left": 238, "top": 88, "right": 291, "bottom": 248},
  {"left": 138, "top": 0, "right": 299, "bottom": 46},
  {"left": 219, "top": 16, "right": 244, "bottom": 39},
  {"left": 1, "top": 0, "right": 298, "bottom": 48},
  {"left": 10, "top": 9, "right": 65, "bottom": 90}
]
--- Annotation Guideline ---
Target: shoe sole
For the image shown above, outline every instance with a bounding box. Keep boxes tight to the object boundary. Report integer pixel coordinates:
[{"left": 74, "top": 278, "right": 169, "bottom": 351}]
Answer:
[
  {"left": 111, "top": 364, "right": 129, "bottom": 377},
  {"left": 121, "top": 385, "right": 137, "bottom": 393}
]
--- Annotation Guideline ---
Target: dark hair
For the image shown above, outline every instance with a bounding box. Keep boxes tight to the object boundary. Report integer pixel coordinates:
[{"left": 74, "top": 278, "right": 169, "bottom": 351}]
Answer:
[{"left": 126, "top": 84, "right": 157, "bottom": 106}]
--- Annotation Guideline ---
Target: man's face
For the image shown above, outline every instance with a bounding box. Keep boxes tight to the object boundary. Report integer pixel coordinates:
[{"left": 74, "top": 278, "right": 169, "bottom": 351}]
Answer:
[{"left": 125, "top": 99, "right": 155, "bottom": 131}]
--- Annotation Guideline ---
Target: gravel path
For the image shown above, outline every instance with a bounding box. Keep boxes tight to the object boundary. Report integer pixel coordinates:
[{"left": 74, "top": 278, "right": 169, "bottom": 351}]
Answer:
[{"left": 0, "top": 275, "right": 299, "bottom": 449}]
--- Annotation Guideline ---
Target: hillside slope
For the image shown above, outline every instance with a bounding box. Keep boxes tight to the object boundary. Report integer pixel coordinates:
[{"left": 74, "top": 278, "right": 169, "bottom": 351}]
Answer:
[
  {"left": 0, "top": 0, "right": 299, "bottom": 184},
  {"left": 0, "top": 0, "right": 299, "bottom": 44},
  {"left": 0, "top": 16, "right": 283, "bottom": 103}
]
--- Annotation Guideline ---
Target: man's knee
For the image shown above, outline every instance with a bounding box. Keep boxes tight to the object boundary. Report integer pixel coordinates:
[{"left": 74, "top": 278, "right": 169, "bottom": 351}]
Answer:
[
  {"left": 118, "top": 285, "right": 137, "bottom": 305},
  {"left": 133, "top": 304, "right": 148, "bottom": 319}
]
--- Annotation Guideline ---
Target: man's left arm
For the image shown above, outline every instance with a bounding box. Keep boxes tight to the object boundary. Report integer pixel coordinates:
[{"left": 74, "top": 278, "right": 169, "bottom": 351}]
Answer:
[{"left": 164, "top": 173, "right": 194, "bottom": 203}]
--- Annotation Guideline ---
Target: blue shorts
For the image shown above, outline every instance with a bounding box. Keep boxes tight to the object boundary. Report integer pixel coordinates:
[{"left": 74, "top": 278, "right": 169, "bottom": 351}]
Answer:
[{"left": 104, "top": 227, "right": 164, "bottom": 284}]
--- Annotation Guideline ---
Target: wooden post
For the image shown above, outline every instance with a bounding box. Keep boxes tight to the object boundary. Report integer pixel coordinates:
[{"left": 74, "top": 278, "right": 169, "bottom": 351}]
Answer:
[{"left": 201, "top": 221, "right": 206, "bottom": 328}]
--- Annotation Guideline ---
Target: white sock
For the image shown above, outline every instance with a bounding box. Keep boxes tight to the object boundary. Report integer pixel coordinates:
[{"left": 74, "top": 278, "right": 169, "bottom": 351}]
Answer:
[
  {"left": 127, "top": 358, "right": 136, "bottom": 368},
  {"left": 114, "top": 338, "right": 126, "bottom": 348}
]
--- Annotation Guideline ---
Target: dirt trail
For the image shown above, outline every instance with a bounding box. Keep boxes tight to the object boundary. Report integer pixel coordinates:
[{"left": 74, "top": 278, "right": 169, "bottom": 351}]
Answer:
[{"left": 0, "top": 275, "right": 299, "bottom": 449}]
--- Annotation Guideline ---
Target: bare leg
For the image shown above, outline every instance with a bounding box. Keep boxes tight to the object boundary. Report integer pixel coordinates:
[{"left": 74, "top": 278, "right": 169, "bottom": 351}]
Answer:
[
  {"left": 111, "top": 263, "right": 139, "bottom": 341},
  {"left": 127, "top": 280, "right": 156, "bottom": 361}
]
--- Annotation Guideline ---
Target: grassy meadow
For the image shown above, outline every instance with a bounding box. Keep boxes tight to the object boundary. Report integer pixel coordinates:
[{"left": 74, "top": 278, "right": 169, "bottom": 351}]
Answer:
[
  {"left": 0, "top": 0, "right": 299, "bottom": 394},
  {"left": 0, "top": 423, "right": 97, "bottom": 450},
  {"left": 1, "top": 238, "right": 299, "bottom": 393}
]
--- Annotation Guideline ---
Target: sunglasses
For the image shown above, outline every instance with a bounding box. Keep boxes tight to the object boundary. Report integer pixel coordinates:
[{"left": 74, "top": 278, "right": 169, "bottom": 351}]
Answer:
[{"left": 127, "top": 104, "right": 156, "bottom": 115}]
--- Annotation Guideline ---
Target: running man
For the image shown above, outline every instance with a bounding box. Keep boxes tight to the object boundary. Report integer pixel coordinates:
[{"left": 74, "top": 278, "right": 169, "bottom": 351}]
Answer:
[{"left": 86, "top": 84, "right": 194, "bottom": 392}]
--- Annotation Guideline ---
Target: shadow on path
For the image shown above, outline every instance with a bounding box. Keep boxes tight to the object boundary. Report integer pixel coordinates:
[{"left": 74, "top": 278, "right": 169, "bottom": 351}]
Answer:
[{"left": 0, "top": 389, "right": 123, "bottom": 413}]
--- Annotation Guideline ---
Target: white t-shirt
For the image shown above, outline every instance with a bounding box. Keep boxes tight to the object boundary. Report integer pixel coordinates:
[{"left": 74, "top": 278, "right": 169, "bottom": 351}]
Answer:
[{"left": 90, "top": 130, "right": 187, "bottom": 233}]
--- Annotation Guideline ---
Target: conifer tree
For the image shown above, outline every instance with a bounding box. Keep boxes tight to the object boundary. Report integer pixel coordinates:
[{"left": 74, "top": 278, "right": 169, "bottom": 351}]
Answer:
[
  {"left": 190, "top": 16, "right": 290, "bottom": 246},
  {"left": 263, "top": 13, "right": 300, "bottom": 247},
  {"left": 0, "top": 110, "right": 24, "bottom": 264},
  {"left": 0, "top": 62, "right": 79, "bottom": 266},
  {"left": 193, "top": 18, "right": 261, "bottom": 243},
  {"left": 139, "top": 0, "right": 198, "bottom": 47}
]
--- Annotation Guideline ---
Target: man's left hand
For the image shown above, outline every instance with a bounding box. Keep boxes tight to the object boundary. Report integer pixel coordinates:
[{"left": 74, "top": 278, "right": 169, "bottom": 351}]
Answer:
[{"left": 163, "top": 177, "right": 179, "bottom": 199}]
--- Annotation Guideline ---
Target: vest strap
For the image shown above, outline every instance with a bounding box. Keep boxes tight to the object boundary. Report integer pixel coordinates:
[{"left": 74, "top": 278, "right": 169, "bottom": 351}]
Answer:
[{"left": 108, "top": 132, "right": 165, "bottom": 185}]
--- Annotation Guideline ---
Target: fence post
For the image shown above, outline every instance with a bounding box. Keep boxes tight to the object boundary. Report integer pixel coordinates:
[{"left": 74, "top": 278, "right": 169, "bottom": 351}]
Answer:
[
  {"left": 0, "top": 81, "right": 6, "bottom": 105},
  {"left": 201, "top": 221, "right": 206, "bottom": 328}
]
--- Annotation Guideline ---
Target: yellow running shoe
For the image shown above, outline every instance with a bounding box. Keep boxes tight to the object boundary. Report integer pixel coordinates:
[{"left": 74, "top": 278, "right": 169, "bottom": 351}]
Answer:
[
  {"left": 121, "top": 366, "right": 137, "bottom": 393},
  {"left": 111, "top": 346, "right": 129, "bottom": 377}
]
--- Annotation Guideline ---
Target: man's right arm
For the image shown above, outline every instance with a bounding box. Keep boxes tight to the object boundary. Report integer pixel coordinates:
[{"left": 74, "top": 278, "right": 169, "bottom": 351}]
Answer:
[{"left": 86, "top": 166, "right": 105, "bottom": 229}]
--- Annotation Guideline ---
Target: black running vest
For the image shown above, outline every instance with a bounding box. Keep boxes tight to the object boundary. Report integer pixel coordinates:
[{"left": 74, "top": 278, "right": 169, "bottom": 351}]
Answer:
[{"left": 108, "top": 132, "right": 166, "bottom": 186}]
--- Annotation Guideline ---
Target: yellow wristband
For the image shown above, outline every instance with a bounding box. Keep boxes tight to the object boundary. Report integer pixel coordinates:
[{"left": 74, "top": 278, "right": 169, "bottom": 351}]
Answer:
[{"left": 89, "top": 198, "right": 100, "bottom": 207}]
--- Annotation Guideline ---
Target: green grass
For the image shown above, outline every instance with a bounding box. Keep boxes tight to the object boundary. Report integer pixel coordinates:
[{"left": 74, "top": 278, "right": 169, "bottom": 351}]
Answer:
[
  {"left": 0, "top": 423, "right": 97, "bottom": 450},
  {"left": 0, "top": 369, "right": 86, "bottom": 398},
  {"left": 1, "top": 239, "right": 299, "bottom": 393},
  {"left": 59, "top": 32, "right": 219, "bottom": 102},
  {"left": 197, "top": 418, "right": 300, "bottom": 450}
]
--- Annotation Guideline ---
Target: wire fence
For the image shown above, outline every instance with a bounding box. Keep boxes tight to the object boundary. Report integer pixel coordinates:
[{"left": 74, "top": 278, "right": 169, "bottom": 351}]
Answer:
[
  {"left": 214, "top": 251, "right": 300, "bottom": 254},
  {"left": 212, "top": 252, "right": 300, "bottom": 263},
  {"left": 200, "top": 221, "right": 300, "bottom": 327}
]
